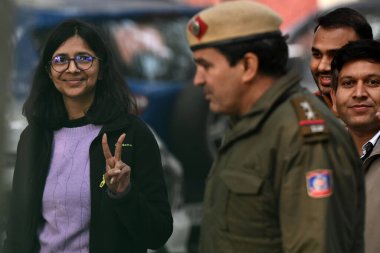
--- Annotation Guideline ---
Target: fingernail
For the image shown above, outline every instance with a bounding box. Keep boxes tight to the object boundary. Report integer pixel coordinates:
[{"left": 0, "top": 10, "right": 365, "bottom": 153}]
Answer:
[{"left": 110, "top": 177, "right": 115, "bottom": 184}]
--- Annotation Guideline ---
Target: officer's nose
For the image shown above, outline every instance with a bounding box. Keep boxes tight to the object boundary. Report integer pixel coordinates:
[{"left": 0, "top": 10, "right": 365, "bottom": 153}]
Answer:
[{"left": 193, "top": 67, "right": 205, "bottom": 87}]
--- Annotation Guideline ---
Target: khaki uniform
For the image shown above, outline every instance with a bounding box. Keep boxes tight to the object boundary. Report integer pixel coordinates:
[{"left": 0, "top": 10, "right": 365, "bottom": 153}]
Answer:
[{"left": 199, "top": 70, "right": 364, "bottom": 253}]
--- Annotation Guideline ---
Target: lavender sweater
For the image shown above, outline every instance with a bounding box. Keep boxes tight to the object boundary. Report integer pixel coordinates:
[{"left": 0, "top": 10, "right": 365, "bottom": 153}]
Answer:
[{"left": 38, "top": 123, "right": 101, "bottom": 253}]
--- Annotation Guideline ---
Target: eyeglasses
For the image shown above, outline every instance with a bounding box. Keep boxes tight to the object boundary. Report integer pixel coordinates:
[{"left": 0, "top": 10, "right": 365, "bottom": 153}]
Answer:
[{"left": 48, "top": 54, "right": 101, "bottom": 73}]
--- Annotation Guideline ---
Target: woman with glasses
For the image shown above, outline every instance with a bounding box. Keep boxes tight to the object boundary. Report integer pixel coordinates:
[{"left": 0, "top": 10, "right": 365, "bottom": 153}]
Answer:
[{"left": 4, "top": 19, "right": 173, "bottom": 253}]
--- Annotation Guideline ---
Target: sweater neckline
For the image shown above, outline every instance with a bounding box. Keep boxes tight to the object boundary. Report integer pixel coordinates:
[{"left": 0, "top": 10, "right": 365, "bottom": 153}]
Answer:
[{"left": 63, "top": 116, "right": 90, "bottom": 128}]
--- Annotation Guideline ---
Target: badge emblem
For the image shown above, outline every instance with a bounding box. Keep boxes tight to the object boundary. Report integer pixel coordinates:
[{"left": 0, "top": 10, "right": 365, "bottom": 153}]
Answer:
[
  {"left": 306, "top": 169, "right": 333, "bottom": 198},
  {"left": 188, "top": 15, "right": 208, "bottom": 40}
]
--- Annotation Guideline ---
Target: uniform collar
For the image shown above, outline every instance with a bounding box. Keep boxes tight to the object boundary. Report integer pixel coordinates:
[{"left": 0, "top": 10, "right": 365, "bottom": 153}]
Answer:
[{"left": 221, "top": 69, "right": 301, "bottom": 150}]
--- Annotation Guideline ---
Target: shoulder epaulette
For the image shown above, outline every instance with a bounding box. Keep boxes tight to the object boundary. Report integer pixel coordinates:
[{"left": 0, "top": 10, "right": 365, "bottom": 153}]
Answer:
[{"left": 291, "top": 96, "right": 329, "bottom": 141}]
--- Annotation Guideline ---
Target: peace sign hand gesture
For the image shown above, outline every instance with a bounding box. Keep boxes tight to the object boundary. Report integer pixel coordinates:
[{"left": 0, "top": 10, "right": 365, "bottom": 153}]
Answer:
[{"left": 102, "top": 133, "right": 131, "bottom": 194}]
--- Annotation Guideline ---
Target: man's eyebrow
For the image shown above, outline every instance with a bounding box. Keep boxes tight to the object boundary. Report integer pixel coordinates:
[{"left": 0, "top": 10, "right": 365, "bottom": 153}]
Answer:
[
  {"left": 311, "top": 47, "right": 339, "bottom": 55},
  {"left": 194, "top": 58, "right": 209, "bottom": 65},
  {"left": 365, "top": 74, "right": 380, "bottom": 79},
  {"left": 339, "top": 74, "right": 380, "bottom": 80},
  {"left": 311, "top": 47, "right": 319, "bottom": 52},
  {"left": 339, "top": 75, "right": 354, "bottom": 79}
]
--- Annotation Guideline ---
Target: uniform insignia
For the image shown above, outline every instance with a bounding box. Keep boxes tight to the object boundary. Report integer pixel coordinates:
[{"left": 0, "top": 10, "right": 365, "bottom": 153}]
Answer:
[
  {"left": 298, "top": 119, "right": 325, "bottom": 133},
  {"left": 291, "top": 97, "right": 329, "bottom": 140},
  {"left": 188, "top": 15, "right": 208, "bottom": 40},
  {"left": 306, "top": 169, "right": 333, "bottom": 198},
  {"left": 298, "top": 101, "right": 325, "bottom": 133}
]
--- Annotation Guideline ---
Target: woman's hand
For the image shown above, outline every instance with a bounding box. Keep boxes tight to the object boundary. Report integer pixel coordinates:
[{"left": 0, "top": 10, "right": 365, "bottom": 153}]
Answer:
[{"left": 102, "top": 133, "right": 131, "bottom": 194}]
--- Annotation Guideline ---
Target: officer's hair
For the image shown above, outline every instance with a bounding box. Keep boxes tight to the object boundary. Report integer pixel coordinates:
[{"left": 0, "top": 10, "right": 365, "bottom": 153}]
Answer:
[
  {"left": 214, "top": 34, "right": 288, "bottom": 77},
  {"left": 314, "top": 7, "right": 373, "bottom": 40},
  {"left": 331, "top": 39, "right": 380, "bottom": 91}
]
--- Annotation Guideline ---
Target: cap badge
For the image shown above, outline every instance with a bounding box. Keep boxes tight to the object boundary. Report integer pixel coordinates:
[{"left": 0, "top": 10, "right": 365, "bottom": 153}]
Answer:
[{"left": 188, "top": 15, "right": 208, "bottom": 40}]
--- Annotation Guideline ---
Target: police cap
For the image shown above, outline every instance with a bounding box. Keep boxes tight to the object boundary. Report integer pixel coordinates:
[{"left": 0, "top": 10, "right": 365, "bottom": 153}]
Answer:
[{"left": 186, "top": 0, "right": 282, "bottom": 50}]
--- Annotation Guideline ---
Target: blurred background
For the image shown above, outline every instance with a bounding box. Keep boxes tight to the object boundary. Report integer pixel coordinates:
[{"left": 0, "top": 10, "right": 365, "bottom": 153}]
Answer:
[
  {"left": 0, "top": 0, "right": 11, "bottom": 252},
  {"left": 1, "top": 0, "right": 379, "bottom": 252}
]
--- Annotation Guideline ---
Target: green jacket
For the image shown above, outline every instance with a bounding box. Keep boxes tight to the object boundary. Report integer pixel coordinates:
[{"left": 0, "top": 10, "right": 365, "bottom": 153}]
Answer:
[{"left": 199, "top": 71, "right": 364, "bottom": 253}]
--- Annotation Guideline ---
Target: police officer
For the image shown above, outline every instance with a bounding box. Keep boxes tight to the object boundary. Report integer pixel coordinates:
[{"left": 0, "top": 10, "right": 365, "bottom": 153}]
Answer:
[{"left": 185, "top": 1, "right": 364, "bottom": 252}]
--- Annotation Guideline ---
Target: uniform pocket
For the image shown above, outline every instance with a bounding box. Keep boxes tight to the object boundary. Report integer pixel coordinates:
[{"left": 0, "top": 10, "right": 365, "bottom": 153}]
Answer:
[
  {"left": 219, "top": 168, "right": 276, "bottom": 237},
  {"left": 220, "top": 168, "right": 263, "bottom": 195}
]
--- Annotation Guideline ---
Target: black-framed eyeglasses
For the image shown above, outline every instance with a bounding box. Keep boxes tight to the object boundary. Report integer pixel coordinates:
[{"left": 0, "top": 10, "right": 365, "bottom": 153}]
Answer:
[{"left": 48, "top": 54, "right": 101, "bottom": 73}]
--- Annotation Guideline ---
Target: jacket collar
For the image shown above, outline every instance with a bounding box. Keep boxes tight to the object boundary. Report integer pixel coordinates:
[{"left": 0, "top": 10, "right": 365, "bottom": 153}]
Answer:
[
  {"left": 363, "top": 134, "right": 380, "bottom": 172},
  {"left": 221, "top": 70, "right": 301, "bottom": 150},
  {"left": 97, "top": 113, "right": 132, "bottom": 134}
]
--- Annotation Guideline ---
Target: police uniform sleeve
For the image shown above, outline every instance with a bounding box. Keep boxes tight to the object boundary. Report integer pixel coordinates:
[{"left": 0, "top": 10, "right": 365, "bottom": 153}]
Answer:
[{"left": 279, "top": 98, "right": 364, "bottom": 253}]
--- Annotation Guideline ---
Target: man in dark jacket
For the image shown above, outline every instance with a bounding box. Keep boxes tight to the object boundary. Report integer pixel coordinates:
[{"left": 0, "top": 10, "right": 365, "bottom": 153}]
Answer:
[{"left": 185, "top": 1, "right": 364, "bottom": 252}]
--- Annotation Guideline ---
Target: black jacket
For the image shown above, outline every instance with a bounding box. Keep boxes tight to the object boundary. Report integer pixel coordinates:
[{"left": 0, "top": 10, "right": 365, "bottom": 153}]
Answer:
[{"left": 4, "top": 113, "right": 173, "bottom": 253}]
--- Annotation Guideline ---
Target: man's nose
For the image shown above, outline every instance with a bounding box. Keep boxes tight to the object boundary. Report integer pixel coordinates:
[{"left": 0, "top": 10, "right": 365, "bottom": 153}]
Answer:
[
  {"left": 353, "top": 82, "right": 368, "bottom": 98},
  {"left": 193, "top": 68, "right": 205, "bottom": 87},
  {"left": 318, "top": 56, "right": 332, "bottom": 73}
]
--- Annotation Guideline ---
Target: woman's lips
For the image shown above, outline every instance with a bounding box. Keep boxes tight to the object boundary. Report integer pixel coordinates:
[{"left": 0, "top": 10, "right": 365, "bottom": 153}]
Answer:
[{"left": 63, "top": 78, "right": 85, "bottom": 85}]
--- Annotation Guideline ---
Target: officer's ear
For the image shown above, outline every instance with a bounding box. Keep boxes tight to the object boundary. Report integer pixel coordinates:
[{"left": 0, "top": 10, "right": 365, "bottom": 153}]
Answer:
[{"left": 241, "top": 52, "right": 258, "bottom": 83}]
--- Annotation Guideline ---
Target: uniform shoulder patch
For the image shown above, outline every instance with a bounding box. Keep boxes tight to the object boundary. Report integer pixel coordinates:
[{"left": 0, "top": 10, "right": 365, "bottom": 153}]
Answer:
[
  {"left": 291, "top": 97, "right": 329, "bottom": 140},
  {"left": 306, "top": 169, "right": 333, "bottom": 198}
]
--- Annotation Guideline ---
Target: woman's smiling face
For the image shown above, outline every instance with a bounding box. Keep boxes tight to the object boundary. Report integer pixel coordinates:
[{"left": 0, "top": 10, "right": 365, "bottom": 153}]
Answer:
[{"left": 49, "top": 35, "right": 100, "bottom": 108}]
